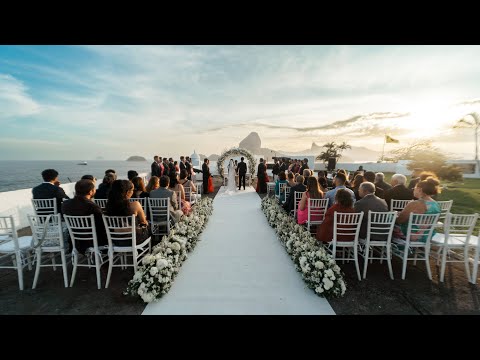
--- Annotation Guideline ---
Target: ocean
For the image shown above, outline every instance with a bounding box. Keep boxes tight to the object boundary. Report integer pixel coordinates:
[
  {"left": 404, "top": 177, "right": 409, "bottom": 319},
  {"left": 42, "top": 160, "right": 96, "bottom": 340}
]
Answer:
[{"left": 0, "top": 160, "right": 221, "bottom": 193}]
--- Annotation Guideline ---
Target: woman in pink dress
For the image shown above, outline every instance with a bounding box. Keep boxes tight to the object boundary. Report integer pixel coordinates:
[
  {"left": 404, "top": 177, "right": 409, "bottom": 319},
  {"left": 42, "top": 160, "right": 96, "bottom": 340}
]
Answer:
[{"left": 297, "top": 177, "right": 324, "bottom": 225}]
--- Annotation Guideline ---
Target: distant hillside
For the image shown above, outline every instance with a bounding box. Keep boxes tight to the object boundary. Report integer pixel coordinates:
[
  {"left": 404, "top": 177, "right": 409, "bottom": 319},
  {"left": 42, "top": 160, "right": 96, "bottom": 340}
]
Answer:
[
  {"left": 126, "top": 156, "right": 147, "bottom": 161},
  {"left": 208, "top": 154, "right": 220, "bottom": 161}
]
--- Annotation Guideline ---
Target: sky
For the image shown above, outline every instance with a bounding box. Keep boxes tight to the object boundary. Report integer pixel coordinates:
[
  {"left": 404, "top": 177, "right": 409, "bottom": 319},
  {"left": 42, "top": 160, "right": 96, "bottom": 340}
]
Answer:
[{"left": 0, "top": 45, "right": 479, "bottom": 160}]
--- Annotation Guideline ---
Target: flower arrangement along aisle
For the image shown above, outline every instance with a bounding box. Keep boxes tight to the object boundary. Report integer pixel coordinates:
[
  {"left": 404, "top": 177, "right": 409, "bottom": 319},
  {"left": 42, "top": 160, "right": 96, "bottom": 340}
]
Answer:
[
  {"left": 261, "top": 197, "right": 346, "bottom": 297},
  {"left": 125, "top": 197, "right": 214, "bottom": 303}
]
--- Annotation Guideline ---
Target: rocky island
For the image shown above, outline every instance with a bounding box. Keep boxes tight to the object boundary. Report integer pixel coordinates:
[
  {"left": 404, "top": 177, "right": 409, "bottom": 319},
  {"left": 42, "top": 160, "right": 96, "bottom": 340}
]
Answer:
[{"left": 126, "top": 156, "right": 147, "bottom": 161}]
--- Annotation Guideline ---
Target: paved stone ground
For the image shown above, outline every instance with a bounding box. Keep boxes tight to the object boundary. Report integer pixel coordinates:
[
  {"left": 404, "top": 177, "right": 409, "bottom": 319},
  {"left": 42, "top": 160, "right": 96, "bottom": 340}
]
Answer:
[{"left": 1, "top": 176, "right": 479, "bottom": 314}]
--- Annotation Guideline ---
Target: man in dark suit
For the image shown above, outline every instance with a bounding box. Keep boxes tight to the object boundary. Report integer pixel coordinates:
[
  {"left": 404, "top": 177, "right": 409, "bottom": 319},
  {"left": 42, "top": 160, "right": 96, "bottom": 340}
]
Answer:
[
  {"left": 180, "top": 156, "right": 187, "bottom": 172},
  {"left": 202, "top": 158, "right": 211, "bottom": 194},
  {"left": 272, "top": 160, "right": 280, "bottom": 182},
  {"left": 384, "top": 174, "right": 414, "bottom": 209},
  {"left": 354, "top": 182, "right": 389, "bottom": 239},
  {"left": 300, "top": 158, "right": 310, "bottom": 174},
  {"left": 185, "top": 157, "right": 192, "bottom": 180},
  {"left": 62, "top": 179, "right": 108, "bottom": 254},
  {"left": 257, "top": 158, "right": 267, "bottom": 193},
  {"left": 283, "top": 174, "right": 307, "bottom": 213},
  {"left": 237, "top": 156, "right": 247, "bottom": 190},
  {"left": 151, "top": 155, "right": 161, "bottom": 177},
  {"left": 32, "top": 168, "right": 70, "bottom": 214},
  {"left": 364, "top": 171, "right": 385, "bottom": 199},
  {"left": 374, "top": 172, "right": 392, "bottom": 191}
]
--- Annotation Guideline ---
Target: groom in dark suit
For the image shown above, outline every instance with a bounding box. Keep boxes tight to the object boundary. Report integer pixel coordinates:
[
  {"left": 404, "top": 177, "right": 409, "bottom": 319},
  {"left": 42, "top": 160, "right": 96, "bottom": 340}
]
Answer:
[
  {"left": 237, "top": 157, "right": 247, "bottom": 190},
  {"left": 202, "top": 158, "right": 211, "bottom": 194}
]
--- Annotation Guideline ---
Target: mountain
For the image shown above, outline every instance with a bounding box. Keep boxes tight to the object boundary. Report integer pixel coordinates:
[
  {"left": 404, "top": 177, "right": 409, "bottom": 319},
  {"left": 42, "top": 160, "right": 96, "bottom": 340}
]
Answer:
[
  {"left": 208, "top": 154, "right": 220, "bottom": 160},
  {"left": 126, "top": 156, "right": 147, "bottom": 161},
  {"left": 237, "top": 133, "right": 381, "bottom": 162}
]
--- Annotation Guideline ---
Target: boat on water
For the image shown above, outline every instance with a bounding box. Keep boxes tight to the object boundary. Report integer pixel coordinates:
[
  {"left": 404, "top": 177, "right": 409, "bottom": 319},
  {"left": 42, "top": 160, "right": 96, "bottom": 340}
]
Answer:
[{"left": 77, "top": 161, "right": 87, "bottom": 165}]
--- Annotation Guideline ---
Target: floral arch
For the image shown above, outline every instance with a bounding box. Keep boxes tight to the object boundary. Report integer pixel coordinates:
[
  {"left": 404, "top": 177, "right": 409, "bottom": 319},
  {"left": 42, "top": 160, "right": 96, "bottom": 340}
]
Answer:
[{"left": 217, "top": 147, "right": 256, "bottom": 177}]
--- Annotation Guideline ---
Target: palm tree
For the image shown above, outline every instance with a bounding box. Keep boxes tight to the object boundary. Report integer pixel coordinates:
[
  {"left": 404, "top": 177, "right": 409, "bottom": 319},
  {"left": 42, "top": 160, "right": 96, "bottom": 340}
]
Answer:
[{"left": 454, "top": 112, "right": 479, "bottom": 173}]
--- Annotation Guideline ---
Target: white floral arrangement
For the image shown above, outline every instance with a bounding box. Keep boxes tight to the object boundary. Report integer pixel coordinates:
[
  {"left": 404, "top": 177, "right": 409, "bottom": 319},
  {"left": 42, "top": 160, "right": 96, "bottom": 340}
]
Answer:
[
  {"left": 125, "top": 197, "right": 214, "bottom": 303},
  {"left": 217, "top": 147, "right": 256, "bottom": 177},
  {"left": 261, "top": 197, "right": 346, "bottom": 297}
]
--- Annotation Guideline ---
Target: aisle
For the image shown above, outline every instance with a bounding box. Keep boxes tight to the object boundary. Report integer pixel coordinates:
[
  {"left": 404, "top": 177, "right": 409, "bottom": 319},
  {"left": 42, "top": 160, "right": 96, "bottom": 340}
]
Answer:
[{"left": 142, "top": 186, "right": 335, "bottom": 315}]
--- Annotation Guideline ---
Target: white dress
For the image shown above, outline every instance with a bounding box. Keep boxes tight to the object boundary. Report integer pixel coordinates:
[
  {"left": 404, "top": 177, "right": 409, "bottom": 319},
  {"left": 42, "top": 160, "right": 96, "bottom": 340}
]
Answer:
[{"left": 225, "top": 160, "right": 237, "bottom": 195}]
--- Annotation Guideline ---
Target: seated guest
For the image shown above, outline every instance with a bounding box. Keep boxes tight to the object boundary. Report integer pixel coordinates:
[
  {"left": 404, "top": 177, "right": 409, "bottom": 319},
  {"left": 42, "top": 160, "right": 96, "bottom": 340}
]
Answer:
[
  {"left": 364, "top": 171, "right": 384, "bottom": 199},
  {"left": 394, "top": 177, "right": 441, "bottom": 241},
  {"left": 62, "top": 179, "right": 108, "bottom": 254},
  {"left": 375, "top": 172, "right": 392, "bottom": 191},
  {"left": 95, "top": 173, "right": 115, "bottom": 199},
  {"left": 283, "top": 174, "right": 307, "bottom": 213},
  {"left": 297, "top": 177, "right": 324, "bottom": 225},
  {"left": 145, "top": 176, "right": 160, "bottom": 193},
  {"left": 384, "top": 174, "right": 414, "bottom": 208},
  {"left": 150, "top": 175, "right": 183, "bottom": 222},
  {"left": 172, "top": 174, "right": 192, "bottom": 215},
  {"left": 106, "top": 180, "right": 150, "bottom": 245},
  {"left": 407, "top": 168, "right": 424, "bottom": 189},
  {"left": 317, "top": 171, "right": 328, "bottom": 192},
  {"left": 302, "top": 168, "right": 311, "bottom": 186},
  {"left": 413, "top": 171, "right": 439, "bottom": 200},
  {"left": 354, "top": 182, "right": 389, "bottom": 240},
  {"left": 325, "top": 172, "right": 356, "bottom": 208},
  {"left": 131, "top": 176, "right": 148, "bottom": 198},
  {"left": 316, "top": 189, "right": 356, "bottom": 243},
  {"left": 32, "top": 168, "right": 70, "bottom": 214},
  {"left": 286, "top": 172, "right": 296, "bottom": 187},
  {"left": 127, "top": 170, "right": 138, "bottom": 181},
  {"left": 275, "top": 171, "right": 288, "bottom": 203},
  {"left": 177, "top": 169, "right": 199, "bottom": 203},
  {"left": 352, "top": 174, "right": 365, "bottom": 201}
]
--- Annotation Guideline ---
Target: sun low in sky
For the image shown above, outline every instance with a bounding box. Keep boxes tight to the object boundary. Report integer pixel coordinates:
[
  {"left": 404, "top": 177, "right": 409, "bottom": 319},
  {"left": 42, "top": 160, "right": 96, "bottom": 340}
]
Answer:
[{"left": 0, "top": 45, "right": 479, "bottom": 160}]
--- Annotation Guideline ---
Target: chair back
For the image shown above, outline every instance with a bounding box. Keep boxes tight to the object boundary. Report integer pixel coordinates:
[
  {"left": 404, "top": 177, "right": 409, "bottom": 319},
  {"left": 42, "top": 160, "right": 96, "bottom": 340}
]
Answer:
[
  {"left": 307, "top": 198, "right": 329, "bottom": 229},
  {"left": 333, "top": 212, "right": 364, "bottom": 244},
  {"left": 390, "top": 199, "right": 412, "bottom": 212},
  {"left": 366, "top": 211, "right": 397, "bottom": 244},
  {"left": 94, "top": 199, "right": 108, "bottom": 211},
  {"left": 293, "top": 191, "right": 305, "bottom": 217},
  {"left": 102, "top": 215, "right": 136, "bottom": 248},
  {"left": 31, "top": 198, "right": 57, "bottom": 216},
  {"left": 129, "top": 197, "right": 147, "bottom": 213},
  {"left": 0, "top": 216, "right": 20, "bottom": 252},
  {"left": 175, "top": 191, "right": 182, "bottom": 210},
  {"left": 184, "top": 186, "right": 193, "bottom": 203},
  {"left": 148, "top": 198, "right": 170, "bottom": 235},
  {"left": 64, "top": 214, "right": 100, "bottom": 253},
  {"left": 404, "top": 212, "right": 440, "bottom": 245},
  {"left": 442, "top": 212, "right": 478, "bottom": 246},
  {"left": 28, "top": 213, "right": 64, "bottom": 249},
  {"left": 437, "top": 200, "right": 453, "bottom": 222}
]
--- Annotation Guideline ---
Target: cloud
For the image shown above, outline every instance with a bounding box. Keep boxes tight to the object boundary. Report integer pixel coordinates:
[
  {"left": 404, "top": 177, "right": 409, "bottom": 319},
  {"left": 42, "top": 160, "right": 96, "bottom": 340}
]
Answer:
[{"left": 0, "top": 74, "right": 41, "bottom": 120}]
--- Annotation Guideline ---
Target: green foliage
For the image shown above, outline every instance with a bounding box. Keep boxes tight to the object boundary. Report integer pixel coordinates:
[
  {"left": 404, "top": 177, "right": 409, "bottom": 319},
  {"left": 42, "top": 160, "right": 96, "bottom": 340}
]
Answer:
[
  {"left": 316, "top": 141, "right": 351, "bottom": 164},
  {"left": 437, "top": 165, "right": 463, "bottom": 182}
]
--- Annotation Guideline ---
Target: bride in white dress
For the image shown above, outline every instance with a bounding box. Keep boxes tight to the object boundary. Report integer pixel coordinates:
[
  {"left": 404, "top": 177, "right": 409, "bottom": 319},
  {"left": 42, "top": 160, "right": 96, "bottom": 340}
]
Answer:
[{"left": 225, "top": 159, "right": 237, "bottom": 195}]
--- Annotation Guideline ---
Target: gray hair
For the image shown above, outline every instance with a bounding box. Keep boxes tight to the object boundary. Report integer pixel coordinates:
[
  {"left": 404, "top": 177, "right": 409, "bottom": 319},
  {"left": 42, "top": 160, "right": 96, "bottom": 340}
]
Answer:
[
  {"left": 359, "top": 181, "right": 375, "bottom": 194},
  {"left": 375, "top": 172, "right": 385, "bottom": 181},
  {"left": 391, "top": 173, "right": 407, "bottom": 185}
]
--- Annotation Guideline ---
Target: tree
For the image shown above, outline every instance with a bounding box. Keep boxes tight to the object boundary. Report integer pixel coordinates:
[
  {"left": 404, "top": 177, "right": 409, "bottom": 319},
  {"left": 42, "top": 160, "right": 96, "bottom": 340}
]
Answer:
[
  {"left": 316, "top": 141, "right": 351, "bottom": 165},
  {"left": 454, "top": 112, "right": 479, "bottom": 174}
]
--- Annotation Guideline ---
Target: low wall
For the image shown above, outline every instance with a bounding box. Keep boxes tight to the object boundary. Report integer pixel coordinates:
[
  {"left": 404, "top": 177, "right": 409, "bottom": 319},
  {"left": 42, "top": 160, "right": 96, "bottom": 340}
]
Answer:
[{"left": 0, "top": 173, "right": 148, "bottom": 230}]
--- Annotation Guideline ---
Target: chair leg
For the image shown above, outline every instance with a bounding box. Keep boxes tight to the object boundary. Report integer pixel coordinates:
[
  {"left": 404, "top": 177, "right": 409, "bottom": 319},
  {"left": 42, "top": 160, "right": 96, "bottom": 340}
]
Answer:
[
  {"left": 387, "top": 247, "right": 394, "bottom": 280},
  {"left": 425, "top": 247, "right": 432, "bottom": 280},
  {"left": 413, "top": 248, "right": 418, "bottom": 266},
  {"left": 363, "top": 246, "right": 369, "bottom": 279},
  {"left": 26, "top": 251, "right": 32, "bottom": 271},
  {"left": 354, "top": 246, "right": 361, "bottom": 281},
  {"left": 379, "top": 248, "right": 384, "bottom": 264},
  {"left": 436, "top": 247, "right": 442, "bottom": 266},
  {"left": 70, "top": 253, "right": 78, "bottom": 287},
  {"left": 440, "top": 246, "right": 448, "bottom": 282},
  {"left": 472, "top": 245, "right": 480, "bottom": 284},
  {"left": 51, "top": 253, "right": 57, "bottom": 271},
  {"left": 32, "top": 250, "right": 42, "bottom": 289},
  {"left": 60, "top": 250, "right": 68, "bottom": 287},
  {"left": 464, "top": 246, "right": 471, "bottom": 283},
  {"left": 94, "top": 253, "right": 102, "bottom": 290},
  {"left": 15, "top": 251, "right": 24, "bottom": 291},
  {"left": 401, "top": 249, "right": 408, "bottom": 280},
  {"left": 105, "top": 254, "right": 114, "bottom": 288}
]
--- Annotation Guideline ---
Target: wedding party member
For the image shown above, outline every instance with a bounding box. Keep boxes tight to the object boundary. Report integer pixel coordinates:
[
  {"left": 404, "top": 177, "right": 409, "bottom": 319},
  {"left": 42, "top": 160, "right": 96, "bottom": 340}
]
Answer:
[
  {"left": 256, "top": 158, "right": 268, "bottom": 193},
  {"left": 185, "top": 157, "right": 192, "bottom": 180},
  {"left": 32, "top": 168, "right": 70, "bottom": 214},
  {"left": 300, "top": 158, "right": 310, "bottom": 174},
  {"left": 384, "top": 174, "right": 414, "bottom": 207},
  {"left": 297, "top": 177, "right": 324, "bottom": 225},
  {"left": 316, "top": 188, "right": 356, "bottom": 243},
  {"left": 150, "top": 175, "right": 184, "bottom": 222},
  {"left": 95, "top": 173, "right": 115, "bottom": 199},
  {"left": 272, "top": 160, "right": 280, "bottom": 182},
  {"left": 237, "top": 157, "right": 247, "bottom": 190},
  {"left": 202, "top": 158, "right": 211, "bottom": 194},
  {"left": 151, "top": 155, "right": 161, "bottom": 177},
  {"left": 275, "top": 172, "right": 288, "bottom": 203},
  {"left": 106, "top": 180, "right": 151, "bottom": 245},
  {"left": 174, "top": 161, "right": 180, "bottom": 175},
  {"left": 394, "top": 177, "right": 441, "bottom": 241},
  {"left": 179, "top": 156, "right": 187, "bottom": 172},
  {"left": 354, "top": 182, "right": 389, "bottom": 240},
  {"left": 62, "top": 179, "right": 108, "bottom": 254}
]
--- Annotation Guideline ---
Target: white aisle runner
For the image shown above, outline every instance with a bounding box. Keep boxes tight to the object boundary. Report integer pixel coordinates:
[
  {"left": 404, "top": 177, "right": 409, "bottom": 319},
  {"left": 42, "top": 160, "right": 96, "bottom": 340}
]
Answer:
[{"left": 142, "top": 186, "right": 335, "bottom": 315}]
